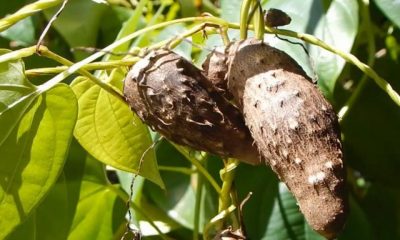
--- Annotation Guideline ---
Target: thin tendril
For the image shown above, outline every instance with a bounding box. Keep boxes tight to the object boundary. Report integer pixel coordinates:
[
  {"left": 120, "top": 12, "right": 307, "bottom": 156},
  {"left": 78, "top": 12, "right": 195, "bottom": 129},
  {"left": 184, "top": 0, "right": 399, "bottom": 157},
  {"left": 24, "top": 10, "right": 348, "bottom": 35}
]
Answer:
[
  {"left": 36, "top": 0, "right": 69, "bottom": 53},
  {"left": 122, "top": 136, "right": 164, "bottom": 240}
]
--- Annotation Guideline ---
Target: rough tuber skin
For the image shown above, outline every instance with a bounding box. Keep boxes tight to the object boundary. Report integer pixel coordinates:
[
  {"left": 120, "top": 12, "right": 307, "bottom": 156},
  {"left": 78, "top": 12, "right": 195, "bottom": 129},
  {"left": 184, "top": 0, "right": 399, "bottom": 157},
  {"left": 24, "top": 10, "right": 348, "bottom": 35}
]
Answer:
[
  {"left": 204, "top": 38, "right": 348, "bottom": 239},
  {"left": 123, "top": 49, "right": 261, "bottom": 165},
  {"left": 202, "top": 47, "right": 232, "bottom": 100}
]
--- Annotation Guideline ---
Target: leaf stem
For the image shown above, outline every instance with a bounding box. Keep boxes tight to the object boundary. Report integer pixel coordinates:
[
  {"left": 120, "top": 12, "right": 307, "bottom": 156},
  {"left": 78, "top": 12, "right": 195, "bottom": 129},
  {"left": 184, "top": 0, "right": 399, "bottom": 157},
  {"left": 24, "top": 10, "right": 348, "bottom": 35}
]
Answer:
[
  {"left": 158, "top": 165, "right": 197, "bottom": 175},
  {"left": 25, "top": 58, "right": 139, "bottom": 76}
]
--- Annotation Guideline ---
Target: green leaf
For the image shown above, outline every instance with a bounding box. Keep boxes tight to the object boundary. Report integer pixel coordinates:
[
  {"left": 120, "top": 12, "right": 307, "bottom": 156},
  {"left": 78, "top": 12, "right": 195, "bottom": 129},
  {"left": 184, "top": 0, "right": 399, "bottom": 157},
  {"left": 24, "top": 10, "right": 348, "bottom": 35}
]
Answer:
[
  {"left": 107, "top": 0, "right": 147, "bottom": 61},
  {"left": 144, "top": 141, "right": 219, "bottom": 232},
  {"left": 0, "top": 84, "right": 78, "bottom": 239},
  {"left": 97, "top": 6, "right": 135, "bottom": 49},
  {"left": 221, "top": 0, "right": 243, "bottom": 22},
  {"left": 373, "top": 0, "right": 400, "bottom": 29},
  {"left": 44, "top": 0, "right": 107, "bottom": 60},
  {"left": 311, "top": 0, "right": 359, "bottom": 97},
  {"left": 358, "top": 184, "right": 400, "bottom": 239},
  {"left": 68, "top": 155, "right": 126, "bottom": 240},
  {"left": 263, "top": 183, "right": 324, "bottom": 239},
  {"left": 70, "top": 76, "right": 164, "bottom": 188},
  {"left": 339, "top": 197, "right": 373, "bottom": 240},
  {"left": 6, "top": 139, "right": 87, "bottom": 240},
  {"left": 0, "top": 49, "right": 37, "bottom": 146},
  {"left": 0, "top": 17, "right": 35, "bottom": 47},
  {"left": 234, "top": 164, "right": 279, "bottom": 239}
]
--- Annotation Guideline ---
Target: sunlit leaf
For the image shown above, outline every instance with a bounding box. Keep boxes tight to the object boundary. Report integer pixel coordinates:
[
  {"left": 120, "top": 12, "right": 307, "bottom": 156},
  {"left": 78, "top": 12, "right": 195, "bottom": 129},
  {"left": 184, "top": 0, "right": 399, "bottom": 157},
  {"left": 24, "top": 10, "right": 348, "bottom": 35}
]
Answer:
[
  {"left": 0, "top": 49, "right": 37, "bottom": 146},
  {"left": 373, "top": 0, "right": 400, "bottom": 29},
  {"left": 310, "top": 0, "right": 359, "bottom": 98},
  {"left": 68, "top": 154, "right": 126, "bottom": 240},
  {"left": 6, "top": 139, "right": 87, "bottom": 240},
  {"left": 70, "top": 76, "right": 164, "bottom": 188},
  {"left": 0, "top": 84, "right": 77, "bottom": 239}
]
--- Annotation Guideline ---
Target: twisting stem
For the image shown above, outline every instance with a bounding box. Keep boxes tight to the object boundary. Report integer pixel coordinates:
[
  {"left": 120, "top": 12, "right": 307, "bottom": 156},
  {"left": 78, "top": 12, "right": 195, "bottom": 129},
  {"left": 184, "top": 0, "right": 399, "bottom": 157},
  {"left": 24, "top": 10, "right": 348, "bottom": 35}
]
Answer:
[
  {"left": 203, "top": 205, "right": 237, "bottom": 240},
  {"left": 218, "top": 159, "right": 239, "bottom": 212},
  {"left": 214, "top": 159, "right": 240, "bottom": 232}
]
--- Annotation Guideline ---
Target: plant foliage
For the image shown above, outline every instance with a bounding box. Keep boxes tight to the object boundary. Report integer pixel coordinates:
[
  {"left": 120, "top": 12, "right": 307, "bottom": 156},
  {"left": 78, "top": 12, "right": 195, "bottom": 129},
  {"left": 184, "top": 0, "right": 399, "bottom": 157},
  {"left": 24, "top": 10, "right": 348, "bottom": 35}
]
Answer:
[{"left": 0, "top": 0, "right": 400, "bottom": 239}]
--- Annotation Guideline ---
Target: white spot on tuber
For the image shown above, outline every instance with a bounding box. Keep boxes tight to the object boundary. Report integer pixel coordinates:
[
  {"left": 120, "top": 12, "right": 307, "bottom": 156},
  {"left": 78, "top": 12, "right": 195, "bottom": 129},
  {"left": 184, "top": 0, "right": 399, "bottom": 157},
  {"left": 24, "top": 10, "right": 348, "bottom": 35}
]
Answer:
[
  {"left": 325, "top": 161, "right": 334, "bottom": 169},
  {"left": 270, "top": 123, "right": 278, "bottom": 134},
  {"left": 288, "top": 118, "right": 299, "bottom": 130},
  {"left": 282, "top": 149, "right": 289, "bottom": 159},
  {"left": 294, "top": 158, "right": 302, "bottom": 164},
  {"left": 308, "top": 171, "right": 326, "bottom": 185},
  {"left": 321, "top": 105, "right": 327, "bottom": 111}
]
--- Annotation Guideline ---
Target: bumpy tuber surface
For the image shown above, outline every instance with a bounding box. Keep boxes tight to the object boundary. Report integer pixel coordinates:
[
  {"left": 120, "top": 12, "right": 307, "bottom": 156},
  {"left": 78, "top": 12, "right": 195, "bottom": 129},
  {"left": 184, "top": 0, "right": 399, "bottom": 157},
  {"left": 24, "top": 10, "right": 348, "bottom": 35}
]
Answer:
[
  {"left": 203, "top": 38, "right": 348, "bottom": 239},
  {"left": 202, "top": 47, "right": 232, "bottom": 100},
  {"left": 123, "top": 49, "right": 260, "bottom": 165}
]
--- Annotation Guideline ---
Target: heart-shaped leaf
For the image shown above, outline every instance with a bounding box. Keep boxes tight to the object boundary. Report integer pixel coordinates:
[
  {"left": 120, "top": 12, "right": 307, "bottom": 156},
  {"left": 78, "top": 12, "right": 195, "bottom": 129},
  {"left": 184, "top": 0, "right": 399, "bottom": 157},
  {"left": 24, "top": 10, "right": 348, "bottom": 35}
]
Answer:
[
  {"left": 0, "top": 84, "right": 77, "bottom": 239},
  {"left": 71, "top": 76, "right": 163, "bottom": 188}
]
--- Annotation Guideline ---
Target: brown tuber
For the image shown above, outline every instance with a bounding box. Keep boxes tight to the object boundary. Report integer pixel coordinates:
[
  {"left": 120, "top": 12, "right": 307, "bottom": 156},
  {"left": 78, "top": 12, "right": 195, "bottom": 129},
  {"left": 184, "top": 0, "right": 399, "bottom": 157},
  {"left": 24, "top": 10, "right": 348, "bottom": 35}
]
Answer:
[
  {"left": 204, "top": 38, "right": 348, "bottom": 239},
  {"left": 123, "top": 49, "right": 260, "bottom": 165}
]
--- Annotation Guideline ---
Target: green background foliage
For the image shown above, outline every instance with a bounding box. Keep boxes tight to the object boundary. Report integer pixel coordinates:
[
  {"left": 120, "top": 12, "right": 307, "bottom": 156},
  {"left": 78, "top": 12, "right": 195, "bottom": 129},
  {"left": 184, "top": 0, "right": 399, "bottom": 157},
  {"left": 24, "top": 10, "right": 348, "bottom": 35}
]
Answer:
[{"left": 0, "top": 0, "right": 399, "bottom": 239}]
